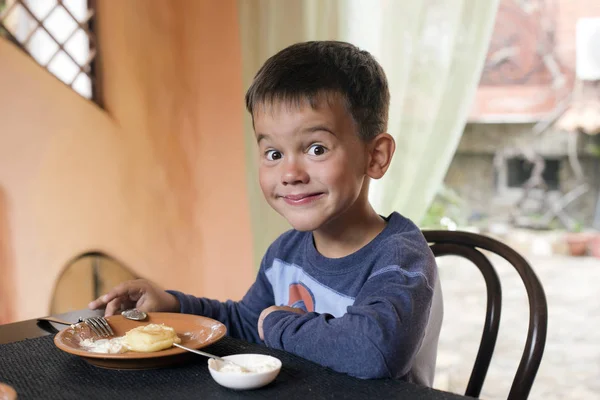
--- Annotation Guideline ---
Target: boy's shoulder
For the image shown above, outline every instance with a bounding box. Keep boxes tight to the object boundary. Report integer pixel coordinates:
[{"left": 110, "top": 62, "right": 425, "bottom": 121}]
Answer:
[
  {"left": 368, "top": 213, "right": 435, "bottom": 270},
  {"left": 380, "top": 213, "right": 433, "bottom": 254},
  {"left": 261, "top": 212, "right": 433, "bottom": 267}
]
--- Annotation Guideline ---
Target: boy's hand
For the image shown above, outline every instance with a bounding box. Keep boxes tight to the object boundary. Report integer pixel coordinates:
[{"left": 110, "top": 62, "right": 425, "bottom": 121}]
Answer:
[
  {"left": 88, "top": 279, "right": 180, "bottom": 317},
  {"left": 258, "top": 306, "right": 306, "bottom": 341}
]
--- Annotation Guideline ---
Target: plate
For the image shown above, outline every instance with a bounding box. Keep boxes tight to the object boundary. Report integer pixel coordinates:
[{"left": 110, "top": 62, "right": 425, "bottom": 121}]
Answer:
[{"left": 54, "top": 312, "right": 227, "bottom": 369}]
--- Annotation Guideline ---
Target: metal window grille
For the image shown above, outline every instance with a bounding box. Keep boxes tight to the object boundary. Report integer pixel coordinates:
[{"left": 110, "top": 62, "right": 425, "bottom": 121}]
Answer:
[{"left": 0, "top": 0, "right": 99, "bottom": 104}]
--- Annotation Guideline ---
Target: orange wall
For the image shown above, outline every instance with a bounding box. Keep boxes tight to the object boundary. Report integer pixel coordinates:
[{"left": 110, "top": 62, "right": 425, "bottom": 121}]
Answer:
[
  {"left": 0, "top": 0, "right": 254, "bottom": 322},
  {"left": 0, "top": 188, "right": 15, "bottom": 323}
]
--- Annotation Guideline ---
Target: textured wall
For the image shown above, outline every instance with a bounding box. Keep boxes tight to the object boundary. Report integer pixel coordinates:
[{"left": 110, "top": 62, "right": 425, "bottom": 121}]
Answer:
[{"left": 0, "top": 0, "right": 255, "bottom": 322}]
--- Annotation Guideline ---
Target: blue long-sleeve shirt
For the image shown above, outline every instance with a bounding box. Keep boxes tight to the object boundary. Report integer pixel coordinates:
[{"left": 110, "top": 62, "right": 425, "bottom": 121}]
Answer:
[{"left": 168, "top": 212, "right": 443, "bottom": 385}]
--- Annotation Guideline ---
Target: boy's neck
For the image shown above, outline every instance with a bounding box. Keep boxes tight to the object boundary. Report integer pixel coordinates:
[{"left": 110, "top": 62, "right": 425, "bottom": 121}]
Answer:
[{"left": 312, "top": 204, "right": 387, "bottom": 259}]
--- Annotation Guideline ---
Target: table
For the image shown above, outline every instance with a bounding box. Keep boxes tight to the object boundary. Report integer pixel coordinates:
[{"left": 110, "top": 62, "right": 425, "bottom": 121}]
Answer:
[{"left": 0, "top": 310, "right": 471, "bottom": 399}]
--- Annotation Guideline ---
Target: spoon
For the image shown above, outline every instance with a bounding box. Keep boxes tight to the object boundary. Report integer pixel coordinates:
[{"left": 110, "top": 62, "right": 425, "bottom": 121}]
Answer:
[
  {"left": 121, "top": 308, "right": 148, "bottom": 321},
  {"left": 120, "top": 309, "right": 250, "bottom": 372},
  {"left": 172, "top": 343, "right": 250, "bottom": 372}
]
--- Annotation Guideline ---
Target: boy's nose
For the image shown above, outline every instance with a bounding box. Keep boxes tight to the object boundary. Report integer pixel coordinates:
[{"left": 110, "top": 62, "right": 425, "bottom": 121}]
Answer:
[{"left": 281, "top": 159, "right": 309, "bottom": 185}]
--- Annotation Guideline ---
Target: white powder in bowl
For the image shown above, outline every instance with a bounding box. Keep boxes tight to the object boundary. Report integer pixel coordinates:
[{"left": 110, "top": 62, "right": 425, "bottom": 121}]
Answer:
[
  {"left": 243, "top": 361, "right": 279, "bottom": 373},
  {"left": 218, "top": 363, "right": 247, "bottom": 373},
  {"left": 211, "top": 356, "right": 280, "bottom": 374}
]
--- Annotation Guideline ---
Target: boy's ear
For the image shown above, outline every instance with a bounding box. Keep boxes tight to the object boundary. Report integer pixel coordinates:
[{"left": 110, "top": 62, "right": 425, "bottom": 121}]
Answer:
[{"left": 366, "top": 133, "right": 395, "bottom": 179}]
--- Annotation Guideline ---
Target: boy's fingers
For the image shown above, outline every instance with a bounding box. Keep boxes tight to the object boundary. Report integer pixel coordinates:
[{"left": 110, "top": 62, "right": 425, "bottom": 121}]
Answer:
[
  {"left": 87, "top": 298, "right": 103, "bottom": 310},
  {"left": 87, "top": 291, "right": 121, "bottom": 310},
  {"left": 104, "top": 298, "right": 125, "bottom": 317},
  {"left": 87, "top": 281, "right": 143, "bottom": 311}
]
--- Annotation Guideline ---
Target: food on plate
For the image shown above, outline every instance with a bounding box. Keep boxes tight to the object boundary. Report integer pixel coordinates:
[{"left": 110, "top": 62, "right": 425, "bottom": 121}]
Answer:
[
  {"left": 78, "top": 323, "right": 181, "bottom": 354},
  {"left": 123, "top": 323, "right": 182, "bottom": 352},
  {"left": 80, "top": 336, "right": 128, "bottom": 354}
]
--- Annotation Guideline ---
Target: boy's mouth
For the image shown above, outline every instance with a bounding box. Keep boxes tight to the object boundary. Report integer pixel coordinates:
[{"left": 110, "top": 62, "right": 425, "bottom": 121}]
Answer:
[{"left": 280, "top": 193, "right": 324, "bottom": 206}]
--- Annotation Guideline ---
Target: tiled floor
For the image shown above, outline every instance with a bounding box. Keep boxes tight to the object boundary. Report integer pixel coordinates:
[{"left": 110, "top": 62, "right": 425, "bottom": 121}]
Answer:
[{"left": 433, "top": 250, "right": 600, "bottom": 399}]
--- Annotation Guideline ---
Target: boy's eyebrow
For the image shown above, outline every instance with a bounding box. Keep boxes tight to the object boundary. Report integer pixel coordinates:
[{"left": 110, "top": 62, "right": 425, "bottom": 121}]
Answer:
[
  {"left": 256, "top": 125, "right": 335, "bottom": 144},
  {"left": 302, "top": 125, "right": 337, "bottom": 137}
]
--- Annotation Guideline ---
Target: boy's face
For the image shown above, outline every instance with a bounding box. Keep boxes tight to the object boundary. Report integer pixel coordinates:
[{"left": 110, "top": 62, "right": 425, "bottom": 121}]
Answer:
[{"left": 254, "top": 97, "right": 370, "bottom": 232}]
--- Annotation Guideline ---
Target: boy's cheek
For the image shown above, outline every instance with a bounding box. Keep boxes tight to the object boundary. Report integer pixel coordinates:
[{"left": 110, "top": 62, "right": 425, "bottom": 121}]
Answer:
[{"left": 258, "top": 171, "right": 274, "bottom": 194}]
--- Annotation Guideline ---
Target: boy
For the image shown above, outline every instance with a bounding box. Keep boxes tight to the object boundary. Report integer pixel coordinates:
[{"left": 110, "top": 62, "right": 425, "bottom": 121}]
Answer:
[{"left": 89, "top": 41, "right": 443, "bottom": 386}]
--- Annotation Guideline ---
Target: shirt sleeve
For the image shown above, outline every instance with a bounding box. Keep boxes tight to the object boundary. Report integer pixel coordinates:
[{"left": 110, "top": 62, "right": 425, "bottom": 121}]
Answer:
[
  {"left": 261, "top": 265, "right": 435, "bottom": 379},
  {"left": 167, "top": 263, "right": 275, "bottom": 344}
]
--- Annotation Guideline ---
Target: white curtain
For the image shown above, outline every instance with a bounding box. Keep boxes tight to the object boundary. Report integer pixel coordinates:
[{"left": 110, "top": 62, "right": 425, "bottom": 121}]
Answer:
[{"left": 238, "top": 0, "right": 499, "bottom": 266}]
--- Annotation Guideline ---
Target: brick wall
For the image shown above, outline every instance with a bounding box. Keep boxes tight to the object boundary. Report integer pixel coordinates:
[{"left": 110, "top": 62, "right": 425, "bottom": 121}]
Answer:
[{"left": 470, "top": 0, "right": 600, "bottom": 120}]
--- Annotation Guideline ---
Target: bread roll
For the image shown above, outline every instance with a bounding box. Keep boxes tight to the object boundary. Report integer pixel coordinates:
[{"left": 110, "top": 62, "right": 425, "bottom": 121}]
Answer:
[{"left": 124, "top": 323, "right": 181, "bottom": 352}]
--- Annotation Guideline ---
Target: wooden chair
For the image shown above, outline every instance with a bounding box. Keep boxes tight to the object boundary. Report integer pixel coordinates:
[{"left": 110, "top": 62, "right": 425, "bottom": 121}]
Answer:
[{"left": 423, "top": 230, "right": 548, "bottom": 400}]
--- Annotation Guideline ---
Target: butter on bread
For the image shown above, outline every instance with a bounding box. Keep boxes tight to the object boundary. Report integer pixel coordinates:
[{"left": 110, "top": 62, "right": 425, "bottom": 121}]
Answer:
[{"left": 123, "top": 323, "right": 181, "bottom": 352}]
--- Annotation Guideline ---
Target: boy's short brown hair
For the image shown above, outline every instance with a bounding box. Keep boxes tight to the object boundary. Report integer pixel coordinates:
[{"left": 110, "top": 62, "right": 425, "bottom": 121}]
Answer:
[{"left": 245, "top": 41, "right": 390, "bottom": 141}]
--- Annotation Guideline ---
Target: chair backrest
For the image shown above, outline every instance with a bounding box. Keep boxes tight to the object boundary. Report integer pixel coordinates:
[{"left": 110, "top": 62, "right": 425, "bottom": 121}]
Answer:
[
  {"left": 50, "top": 252, "right": 138, "bottom": 314},
  {"left": 423, "top": 230, "right": 548, "bottom": 400}
]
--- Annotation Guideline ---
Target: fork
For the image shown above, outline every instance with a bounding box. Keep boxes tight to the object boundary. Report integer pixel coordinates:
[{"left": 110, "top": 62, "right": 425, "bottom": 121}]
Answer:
[
  {"left": 37, "top": 316, "right": 114, "bottom": 338},
  {"left": 80, "top": 316, "right": 114, "bottom": 337}
]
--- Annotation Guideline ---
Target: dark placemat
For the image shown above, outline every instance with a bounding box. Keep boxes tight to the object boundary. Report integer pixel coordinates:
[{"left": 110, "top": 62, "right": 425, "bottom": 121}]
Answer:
[{"left": 0, "top": 335, "right": 468, "bottom": 400}]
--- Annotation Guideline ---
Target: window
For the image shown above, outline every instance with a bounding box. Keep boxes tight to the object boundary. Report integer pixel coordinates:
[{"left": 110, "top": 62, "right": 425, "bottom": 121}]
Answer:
[
  {"left": 506, "top": 157, "right": 560, "bottom": 191},
  {"left": 0, "top": 0, "right": 99, "bottom": 103}
]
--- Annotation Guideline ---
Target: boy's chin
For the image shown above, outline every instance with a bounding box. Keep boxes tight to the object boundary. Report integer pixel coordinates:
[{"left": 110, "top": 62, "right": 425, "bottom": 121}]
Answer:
[
  {"left": 287, "top": 221, "right": 319, "bottom": 232},
  {"left": 284, "top": 215, "right": 323, "bottom": 232}
]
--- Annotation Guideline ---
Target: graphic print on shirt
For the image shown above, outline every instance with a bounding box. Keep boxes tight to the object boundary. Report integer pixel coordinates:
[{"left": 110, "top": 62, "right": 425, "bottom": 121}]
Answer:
[
  {"left": 265, "top": 258, "right": 355, "bottom": 317},
  {"left": 287, "top": 282, "right": 315, "bottom": 312}
]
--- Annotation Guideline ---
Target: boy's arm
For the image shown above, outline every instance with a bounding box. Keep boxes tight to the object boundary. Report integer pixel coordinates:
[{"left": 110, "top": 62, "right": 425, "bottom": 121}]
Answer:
[
  {"left": 166, "top": 267, "right": 274, "bottom": 344},
  {"left": 261, "top": 267, "right": 435, "bottom": 379}
]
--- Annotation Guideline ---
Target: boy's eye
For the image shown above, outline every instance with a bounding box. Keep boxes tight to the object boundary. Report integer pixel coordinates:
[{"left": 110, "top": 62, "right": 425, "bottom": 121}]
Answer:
[
  {"left": 307, "top": 144, "right": 327, "bottom": 156},
  {"left": 265, "top": 150, "right": 282, "bottom": 161}
]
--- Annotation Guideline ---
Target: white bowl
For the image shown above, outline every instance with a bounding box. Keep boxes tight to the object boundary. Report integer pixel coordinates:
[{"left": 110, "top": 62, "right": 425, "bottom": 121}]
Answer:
[{"left": 208, "top": 354, "right": 282, "bottom": 390}]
